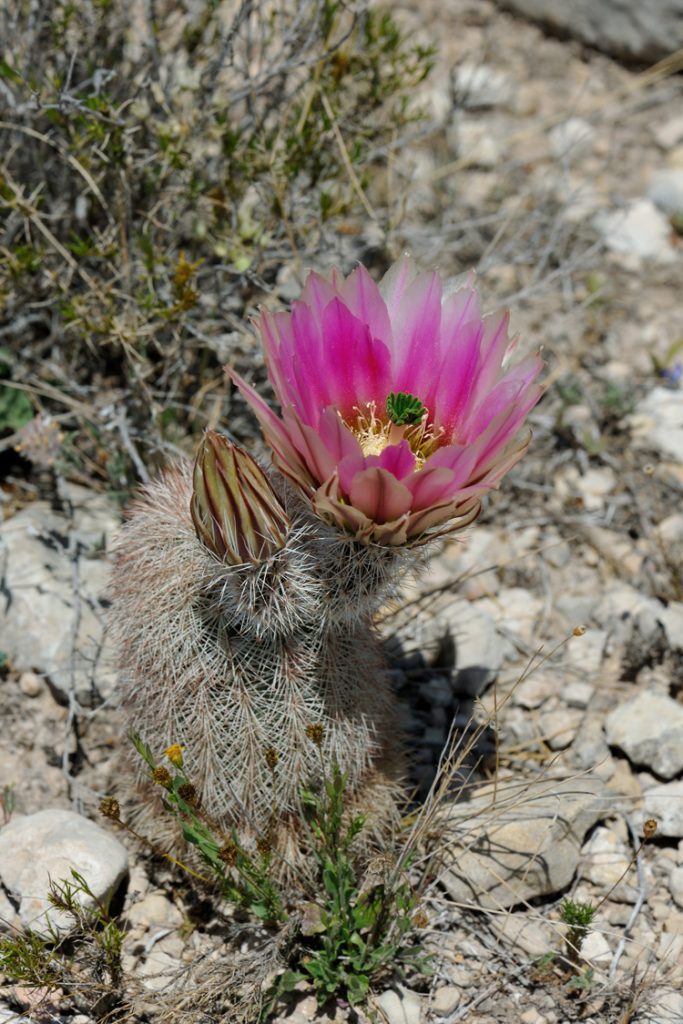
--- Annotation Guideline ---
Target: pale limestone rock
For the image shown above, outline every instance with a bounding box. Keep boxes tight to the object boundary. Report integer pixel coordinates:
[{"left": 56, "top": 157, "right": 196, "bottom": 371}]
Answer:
[
  {"left": 605, "top": 692, "right": 683, "bottom": 779},
  {"left": 440, "top": 777, "right": 606, "bottom": 909},
  {"left": 0, "top": 809, "right": 128, "bottom": 936}
]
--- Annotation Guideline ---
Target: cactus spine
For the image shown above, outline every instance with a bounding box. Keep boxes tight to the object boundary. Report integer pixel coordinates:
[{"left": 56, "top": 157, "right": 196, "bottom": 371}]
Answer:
[{"left": 110, "top": 433, "right": 415, "bottom": 867}]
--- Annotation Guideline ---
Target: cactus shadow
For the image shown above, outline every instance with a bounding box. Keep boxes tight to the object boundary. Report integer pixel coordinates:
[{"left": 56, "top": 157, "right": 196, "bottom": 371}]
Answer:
[{"left": 385, "top": 628, "right": 496, "bottom": 804}]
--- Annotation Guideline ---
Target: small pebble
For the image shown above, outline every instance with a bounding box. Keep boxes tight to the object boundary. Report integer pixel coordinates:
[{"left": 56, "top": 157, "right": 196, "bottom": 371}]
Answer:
[{"left": 19, "top": 672, "right": 43, "bottom": 698}]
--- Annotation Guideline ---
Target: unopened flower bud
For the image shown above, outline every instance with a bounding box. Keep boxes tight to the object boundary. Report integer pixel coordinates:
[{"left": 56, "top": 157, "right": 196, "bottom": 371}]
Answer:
[{"left": 191, "top": 431, "right": 290, "bottom": 565}]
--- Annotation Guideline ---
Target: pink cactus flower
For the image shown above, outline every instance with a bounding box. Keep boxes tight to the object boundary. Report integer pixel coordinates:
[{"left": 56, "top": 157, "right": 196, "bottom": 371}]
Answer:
[{"left": 231, "top": 258, "right": 543, "bottom": 546}]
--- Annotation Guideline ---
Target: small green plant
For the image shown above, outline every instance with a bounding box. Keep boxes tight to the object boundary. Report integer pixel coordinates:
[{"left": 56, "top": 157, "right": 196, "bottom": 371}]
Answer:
[
  {"left": 128, "top": 734, "right": 286, "bottom": 925},
  {"left": 0, "top": 869, "right": 123, "bottom": 1016},
  {"left": 1, "top": 782, "right": 15, "bottom": 824},
  {"left": 287, "top": 761, "right": 427, "bottom": 1008},
  {"left": 560, "top": 898, "right": 596, "bottom": 970},
  {"left": 0, "top": 348, "right": 33, "bottom": 434},
  {"left": 103, "top": 730, "right": 427, "bottom": 1017}
]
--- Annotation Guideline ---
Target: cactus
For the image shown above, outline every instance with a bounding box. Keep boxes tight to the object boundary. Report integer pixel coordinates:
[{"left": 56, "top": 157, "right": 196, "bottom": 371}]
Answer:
[
  {"left": 110, "top": 438, "right": 409, "bottom": 867},
  {"left": 110, "top": 257, "right": 542, "bottom": 870}
]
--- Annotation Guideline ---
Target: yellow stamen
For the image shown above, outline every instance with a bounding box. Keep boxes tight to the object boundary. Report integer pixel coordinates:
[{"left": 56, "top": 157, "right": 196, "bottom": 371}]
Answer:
[{"left": 345, "top": 402, "right": 444, "bottom": 470}]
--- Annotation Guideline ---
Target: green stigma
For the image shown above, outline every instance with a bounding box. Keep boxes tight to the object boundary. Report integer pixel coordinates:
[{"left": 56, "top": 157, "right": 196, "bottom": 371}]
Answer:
[{"left": 386, "top": 391, "right": 427, "bottom": 426}]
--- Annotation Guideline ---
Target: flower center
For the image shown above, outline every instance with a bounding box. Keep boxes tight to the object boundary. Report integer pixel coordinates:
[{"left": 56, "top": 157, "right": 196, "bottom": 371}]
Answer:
[{"left": 347, "top": 393, "right": 443, "bottom": 469}]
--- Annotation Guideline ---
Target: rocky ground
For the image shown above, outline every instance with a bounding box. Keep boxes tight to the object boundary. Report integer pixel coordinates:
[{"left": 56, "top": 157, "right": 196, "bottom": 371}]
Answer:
[{"left": 2, "top": 1, "right": 683, "bottom": 1022}]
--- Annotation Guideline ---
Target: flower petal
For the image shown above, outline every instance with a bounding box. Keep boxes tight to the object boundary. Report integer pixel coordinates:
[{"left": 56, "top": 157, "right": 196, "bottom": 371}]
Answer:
[
  {"left": 229, "top": 370, "right": 314, "bottom": 492},
  {"left": 320, "top": 299, "right": 392, "bottom": 416},
  {"left": 349, "top": 466, "right": 413, "bottom": 523},
  {"left": 392, "top": 271, "right": 443, "bottom": 396},
  {"left": 340, "top": 264, "right": 393, "bottom": 346}
]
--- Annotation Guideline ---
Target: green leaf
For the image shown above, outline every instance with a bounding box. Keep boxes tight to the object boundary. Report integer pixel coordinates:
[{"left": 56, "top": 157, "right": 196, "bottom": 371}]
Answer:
[
  {"left": 0, "top": 384, "right": 33, "bottom": 432},
  {"left": 129, "top": 732, "right": 157, "bottom": 769},
  {"left": 345, "top": 972, "right": 369, "bottom": 1004},
  {"left": 278, "top": 970, "right": 306, "bottom": 993},
  {"left": 0, "top": 60, "right": 21, "bottom": 84}
]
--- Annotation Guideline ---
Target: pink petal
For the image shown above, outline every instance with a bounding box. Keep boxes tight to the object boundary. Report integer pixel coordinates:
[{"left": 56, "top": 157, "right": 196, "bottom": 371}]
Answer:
[
  {"left": 349, "top": 466, "right": 413, "bottom": 523},
  {"left": 337, "top": 452, "right": 370, "bottom": 495},
  {"left": 405, "top": 465, "right": 456, "bottom": 510},
  {"left": 378, "top": 256, "right": 415, "bottom": 318},
  {"left": 428, "top": 319, "right": 484, "bottom": 437},
  {"left": 470, "top": 310, "right": 512, "bottom": 399},
  {"left": 392, "top": 271, "right": 443, "bottom": 396},
  {"left": 317, "top": 406, "right": 364, "bottom": 463},
  {"left": 340, "top": 265, "right": 393, "bottom": 345},
  {"left": 336, "top": 441, "right": 415, "bottom": 495},
  {"left": 229, "top": 371, "right": 314, "bottom": 492},
  {"left": 377, "top": 440, "right": 416, "bottom": 479},
  {"left": 463, "top": 358, "right": 543, "bottom": 443},
  {"left": 320, "top": 299, "right": 392, "bottom": 415},
  {"left": 299, "top": 271, "right": 338, "bottom": 326},
  {"left": 281, "top": 413, "right": 339, "bottom": 485}
]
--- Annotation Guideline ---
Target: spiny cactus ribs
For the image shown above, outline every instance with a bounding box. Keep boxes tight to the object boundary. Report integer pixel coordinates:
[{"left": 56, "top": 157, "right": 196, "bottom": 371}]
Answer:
[{"left": 111, "top": 437, "right": 410, "bottom": 862}]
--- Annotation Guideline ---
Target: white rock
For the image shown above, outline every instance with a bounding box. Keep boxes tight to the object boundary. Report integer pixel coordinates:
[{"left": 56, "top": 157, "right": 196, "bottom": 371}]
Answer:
[
  {"left": 549, "top": 117, "right": 595, "bottom": 159},
  {"left": 440, "top": 777, "right": 607, "bottom": 909},
  {"left": 654, "top": 116, "right": 683, "bottom": 151},
  {"left": 541, "top": 707, "right": 583, "bottom": 751},
  {"left": 580, "top": 930, "right": 612, "bottom": 966},
  {"left": 648, "top": 169, "right": 683, "bottom": 216},
  {"left": 605, "top": 692, "right": 683, "bottom": 779},
  {"left": 375, "top": 985, "right": 422, "bottom": 1024},
  {"left": 642, "top": 780, "right": 683, "bottom": 838},
  {"left": 453, "top": 63, "right": 510, "bottom": 109},
  {"left": 138, "top": 949, "right": 180, "bottom": 992},
  {"left": 659, "top": 602, "right": 683, "bottom": 652},
  {"left": 0, "top": 492, "right": 120, "bottom": 706},
  {"left": 512, "top": 670, "right": 556, "bottom": 709},
  {"left": 0, "top": 809, "right": 128, "bottom": 936},
  {"left": 580, "top": 826, "right": 635, "bottom": 895},
  {"left": 478, "top": 588, "right": 544, "bottom": 646},
  {"left": 431, "top": 985, "right": 460, "bottom": 1014},
  {"left": 636, "top": 991, "right": 683, "bottom": 1024},
  {"left": 566, "top": 627, "right": 606, "bottom": 675},
  {"left": 520, "top": 1011, "right": 547, "bottom": 1024},
  {"left": 669, "top": 865, "right": 683, "bottom": 908},
  {"left": 594, "top": 200, "right": 676, "bottom": 263},
  {"left": 564, "top": 681, "right": 594, "bottom": 710},
  {"left": 125, "top": 891, "right": 184, "bottom": 930},
  {"left": 451, "top": 118, "right": 502, "bottom": 168},
  {"left": 489, "top": 911, "right": 556, "bottom": 957},
  {"left": 18, "top": 672, "right": 43, "bottom": 698},
  {"left": 593, "top": 583, "right": 664, "bottom": 646},
  {"left": 655, "top": 512, "right": 683, "bottom": 546},
  {"left": 398, "top": 595, "right": 508, "bottom": 696},
  {"left": 574, "top": 466, "right": 616, "bottom": 511},
  {"left": 629, "top": 387, "right": 683, "bottom": 463}
]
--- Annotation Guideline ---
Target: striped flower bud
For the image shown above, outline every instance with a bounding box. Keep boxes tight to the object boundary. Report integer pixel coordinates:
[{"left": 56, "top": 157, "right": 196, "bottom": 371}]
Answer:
[{"left": 191, "top": 431, "right": 290, "bottom": 565}]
